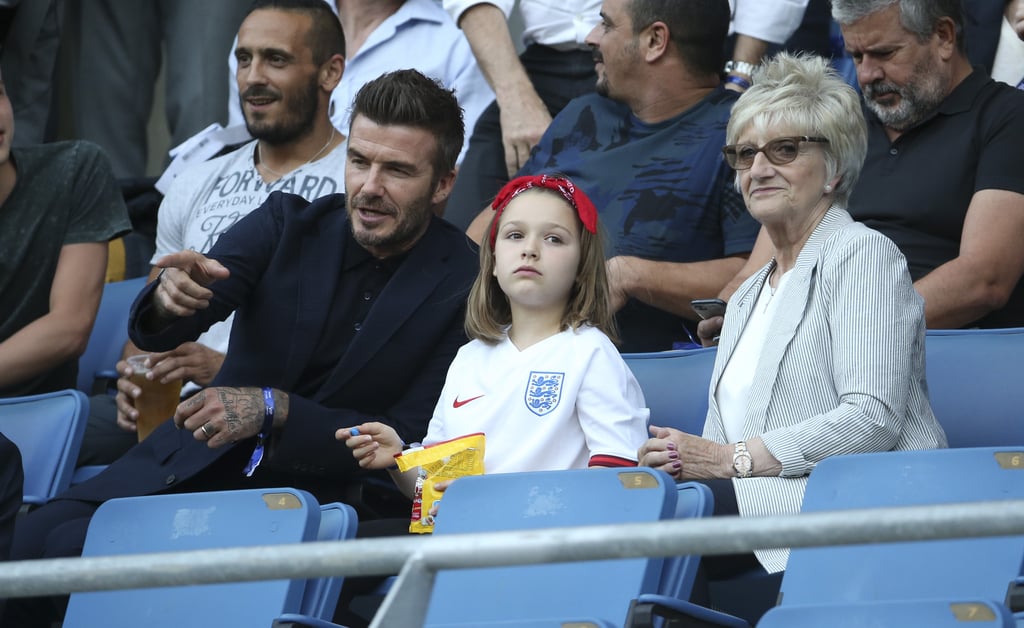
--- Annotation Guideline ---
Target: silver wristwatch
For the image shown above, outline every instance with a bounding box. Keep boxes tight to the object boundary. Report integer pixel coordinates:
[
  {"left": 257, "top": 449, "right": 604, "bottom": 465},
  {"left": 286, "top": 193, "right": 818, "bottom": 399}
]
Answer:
[
  {"left": 724, "top": 60, "right": 757, "bottom": 77},
  {"left": 733, "top": 441, "right": 753, "bottom": 478}
]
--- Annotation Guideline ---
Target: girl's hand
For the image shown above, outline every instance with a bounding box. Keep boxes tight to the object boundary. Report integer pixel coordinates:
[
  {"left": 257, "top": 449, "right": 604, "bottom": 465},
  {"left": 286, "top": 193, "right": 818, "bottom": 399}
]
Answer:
[
  {"left": 638, "top": 425, "right": 684, "bottom": 480},
  {"left": 336, "top": 422, "right": 404, "bottom": 469},
  {"left": 427, "top": 478, "right": 456, "bottom": 519}
]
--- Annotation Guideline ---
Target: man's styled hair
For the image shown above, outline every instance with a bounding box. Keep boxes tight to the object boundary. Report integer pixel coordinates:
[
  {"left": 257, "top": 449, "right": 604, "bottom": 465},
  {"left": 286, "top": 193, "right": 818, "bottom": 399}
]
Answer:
[
  {"left": 248, "top": 0, "right": 346, "bottom": 63},
  {"left": 831, "top": 0, "right": 966, "bottom": 53},
  {"left": 628, "top": 0, "right": 730, "bottom": 76},
  {"left": 350, "top": 69, "right": 465, "bottom": 179},
  {"left": 726, "top": 53, "right": 868, "bottom": 208},
  {"left": 465, "top": 187, "right": 618, "bottom": 345}
]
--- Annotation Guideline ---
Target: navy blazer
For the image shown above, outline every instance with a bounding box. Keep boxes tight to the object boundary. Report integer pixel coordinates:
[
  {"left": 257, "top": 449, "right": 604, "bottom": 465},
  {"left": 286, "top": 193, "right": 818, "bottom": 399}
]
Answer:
[
  {"left": 63, "top": 191, "right": 478, "bottom": 504},
  {"left": 965, "top": 0, "right": 1004, "bottom": 74}
]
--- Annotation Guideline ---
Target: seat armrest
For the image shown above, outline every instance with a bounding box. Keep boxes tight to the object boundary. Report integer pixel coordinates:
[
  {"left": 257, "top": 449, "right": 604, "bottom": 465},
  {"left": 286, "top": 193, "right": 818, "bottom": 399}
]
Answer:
[
  {"left": 626, "top": 593, "right": 751, "bottom": 628},
  {"left": 1006, "top": 576, "right": 1024, "bottom": 613},
  {"left": 272, "top": 613, "right": 346, "bottom": 628}
]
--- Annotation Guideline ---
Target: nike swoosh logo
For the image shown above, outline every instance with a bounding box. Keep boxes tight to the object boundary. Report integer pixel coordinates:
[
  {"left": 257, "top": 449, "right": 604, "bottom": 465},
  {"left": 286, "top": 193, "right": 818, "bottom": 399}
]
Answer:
[{"left": 453, "top": 394, "right": 484, "bottom": 408}]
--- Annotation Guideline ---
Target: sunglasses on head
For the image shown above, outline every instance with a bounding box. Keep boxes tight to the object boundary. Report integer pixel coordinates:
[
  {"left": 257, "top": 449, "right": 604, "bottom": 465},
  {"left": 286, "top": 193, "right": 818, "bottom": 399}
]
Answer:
[{"left": 721, "top": 136, "right": 830, "bottom": 170}]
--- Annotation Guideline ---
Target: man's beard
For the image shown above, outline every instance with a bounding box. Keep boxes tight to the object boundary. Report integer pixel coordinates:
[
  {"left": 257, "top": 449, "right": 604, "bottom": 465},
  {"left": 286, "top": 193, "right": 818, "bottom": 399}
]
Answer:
[
  {"left": 348, "top": 192, "right": 433, "bottom": 255},
  {"left": 862, "top": 58, "right": 946, "bottom": 131},
  {"left": 241, "top": 80, "right": 319, "bottom": 145},
  {"left": 593, "top": 51, "right": 609, "bottom": 97}
]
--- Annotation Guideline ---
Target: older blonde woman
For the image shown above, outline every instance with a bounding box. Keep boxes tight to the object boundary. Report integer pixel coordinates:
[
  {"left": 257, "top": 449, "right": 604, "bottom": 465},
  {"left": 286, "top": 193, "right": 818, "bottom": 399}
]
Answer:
[{"left": 638, "top": 53, "right": 947, "bottom": 582}]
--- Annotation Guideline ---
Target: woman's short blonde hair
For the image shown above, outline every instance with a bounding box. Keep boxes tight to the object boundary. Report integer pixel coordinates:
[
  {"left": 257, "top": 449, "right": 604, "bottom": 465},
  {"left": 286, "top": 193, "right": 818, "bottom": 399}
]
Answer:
[
  {"left": 465, "top": 186, "right": 619, "bottom": 345},
  {"left": 726, "top": 52, "right": 868, "bottom": 207}
]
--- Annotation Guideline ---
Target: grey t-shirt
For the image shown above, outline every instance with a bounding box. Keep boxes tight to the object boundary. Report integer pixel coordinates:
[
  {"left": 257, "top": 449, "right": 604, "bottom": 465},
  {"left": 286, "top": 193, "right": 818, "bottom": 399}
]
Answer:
[{"left": 0, "top": 141, "right": 131, "bottom": 396}]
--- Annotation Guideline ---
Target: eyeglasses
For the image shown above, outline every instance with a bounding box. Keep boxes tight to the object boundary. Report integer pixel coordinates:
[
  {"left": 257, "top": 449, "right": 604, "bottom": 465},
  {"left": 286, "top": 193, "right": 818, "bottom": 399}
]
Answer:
[{"left": 721, "top": 136, "right": 830, "bottom": 170}]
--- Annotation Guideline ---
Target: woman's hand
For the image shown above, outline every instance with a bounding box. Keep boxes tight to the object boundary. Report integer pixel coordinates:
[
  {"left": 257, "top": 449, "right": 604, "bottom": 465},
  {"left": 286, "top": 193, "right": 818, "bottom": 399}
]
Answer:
[
  {"left": 337, "top": 422, "right": 404, "bottom": 469},
  {"left": 639, "top": 425, "right": 732, "bottom": 480},
  {"left": 638, "top": 425, "right": 684, "bottom": 479}
]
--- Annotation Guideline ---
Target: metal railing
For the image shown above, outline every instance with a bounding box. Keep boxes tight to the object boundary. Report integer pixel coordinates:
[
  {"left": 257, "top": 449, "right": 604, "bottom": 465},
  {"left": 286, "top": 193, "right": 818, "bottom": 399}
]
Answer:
[{"left": 1, "top": 500, "right": 1023, "bottom": 627}]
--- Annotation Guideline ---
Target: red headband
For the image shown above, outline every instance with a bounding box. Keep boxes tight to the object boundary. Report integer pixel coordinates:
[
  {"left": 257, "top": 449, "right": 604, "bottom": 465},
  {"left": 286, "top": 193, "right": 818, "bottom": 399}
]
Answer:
[{"left": 489, "top": 174, "right": 598, "bottom": 246}]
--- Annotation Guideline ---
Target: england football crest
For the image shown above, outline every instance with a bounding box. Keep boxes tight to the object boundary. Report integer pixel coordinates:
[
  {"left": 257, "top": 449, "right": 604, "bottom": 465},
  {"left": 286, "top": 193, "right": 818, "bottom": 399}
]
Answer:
[{"left": 525, "top": 371, "right": 564, "bottom": 416}]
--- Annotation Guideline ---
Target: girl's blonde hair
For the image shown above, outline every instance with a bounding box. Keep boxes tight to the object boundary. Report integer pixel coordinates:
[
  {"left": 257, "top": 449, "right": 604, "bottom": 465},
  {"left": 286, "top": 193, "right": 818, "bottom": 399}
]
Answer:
[{"left": 465, "top": 180, "right": 619, "bottom": 345}]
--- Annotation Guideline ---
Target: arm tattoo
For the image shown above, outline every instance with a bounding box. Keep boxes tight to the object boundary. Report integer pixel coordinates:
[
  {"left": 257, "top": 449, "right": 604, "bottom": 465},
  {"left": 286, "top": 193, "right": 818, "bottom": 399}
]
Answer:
[{"left": 217, "top": 387, "right": 264, "bottom": 441}]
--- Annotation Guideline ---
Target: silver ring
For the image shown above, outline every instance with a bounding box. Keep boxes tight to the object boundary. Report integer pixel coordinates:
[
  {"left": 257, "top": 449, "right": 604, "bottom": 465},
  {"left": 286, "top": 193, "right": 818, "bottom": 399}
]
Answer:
[{"left": 200, "top": 422, "right": 214, "bottom": 437}]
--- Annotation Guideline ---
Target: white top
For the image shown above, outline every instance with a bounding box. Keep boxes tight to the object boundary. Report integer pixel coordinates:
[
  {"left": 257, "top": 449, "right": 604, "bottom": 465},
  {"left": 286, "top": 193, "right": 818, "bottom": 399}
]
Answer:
[
  {"left": 152, "top": 140, "right": 347, "bottom": 393},
  {"left": 704, "top": 209, "right": 946, "bottom": 574},
  {"left": 227, "top": 0, "right": 493, "bottom": 164},
  {"left": 730, "top": 0, "right": 810, "bottom": 45},
  {"left": 717, "top": 269, "right": 792, "bottom": 442},
  {"left": 992, "top": 16, "right": 1024, "bottom": 88},
  {"left": 443, "top": 0, "right": 600, "bottom": 50},
  {"left": 424, "top": 325, "right": 649, "bottom": 474}
]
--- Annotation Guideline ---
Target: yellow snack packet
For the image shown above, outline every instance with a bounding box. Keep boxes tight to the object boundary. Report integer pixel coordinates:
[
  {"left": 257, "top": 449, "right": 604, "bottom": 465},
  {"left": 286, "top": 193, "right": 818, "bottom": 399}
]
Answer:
[{"left": 394, "top": 432, "right": 485, "bottom": 534}]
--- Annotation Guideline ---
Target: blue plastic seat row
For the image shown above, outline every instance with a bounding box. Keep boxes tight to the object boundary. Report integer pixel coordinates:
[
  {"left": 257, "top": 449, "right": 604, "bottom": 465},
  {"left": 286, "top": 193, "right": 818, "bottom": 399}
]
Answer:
[
  {"left": 628, "top": 446, "right": 1024, "bottom": 627},
  {"left": 624, "top": 328, "right": 1024, "bottom": 449},
  {"left": 62, "top": 487, "right": 358, "bottom": 628}
]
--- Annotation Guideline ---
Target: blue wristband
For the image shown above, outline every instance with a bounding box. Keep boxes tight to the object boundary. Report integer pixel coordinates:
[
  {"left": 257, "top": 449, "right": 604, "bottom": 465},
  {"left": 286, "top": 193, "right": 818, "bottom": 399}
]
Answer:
[
  {"left": 261, "top": 387, "right": 275, "bottom": 435},
  {"left": 243, "top": 388, "right": 275, "bottom": 477},
  {"left": 724, "top": 74, "right": 752, "bottom": 90}
]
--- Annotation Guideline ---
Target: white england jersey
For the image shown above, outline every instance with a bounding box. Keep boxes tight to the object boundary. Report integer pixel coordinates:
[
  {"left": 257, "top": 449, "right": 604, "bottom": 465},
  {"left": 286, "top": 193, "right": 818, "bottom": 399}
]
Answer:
[{"left": 424, "top": 325, "right": 649, "bottom": 473}]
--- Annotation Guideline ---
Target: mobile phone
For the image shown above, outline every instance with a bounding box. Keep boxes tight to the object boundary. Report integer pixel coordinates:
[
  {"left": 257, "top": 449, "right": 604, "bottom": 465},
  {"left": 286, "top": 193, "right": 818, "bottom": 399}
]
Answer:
[{"left": 691, "top": 298, "right": 727, "bottom": 320}]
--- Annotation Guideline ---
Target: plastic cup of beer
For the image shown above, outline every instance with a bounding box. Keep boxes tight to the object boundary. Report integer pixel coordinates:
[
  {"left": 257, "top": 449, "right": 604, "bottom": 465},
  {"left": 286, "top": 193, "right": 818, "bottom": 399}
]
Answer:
[{"left": 126, "top": 354, "right": 183, "bottom": 442}]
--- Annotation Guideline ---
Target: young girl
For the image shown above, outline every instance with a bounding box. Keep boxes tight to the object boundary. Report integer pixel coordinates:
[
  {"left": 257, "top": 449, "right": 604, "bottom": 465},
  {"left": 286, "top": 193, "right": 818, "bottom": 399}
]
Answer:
[{"left": 338, "top": 174, "right": 649, "bottom": 498}]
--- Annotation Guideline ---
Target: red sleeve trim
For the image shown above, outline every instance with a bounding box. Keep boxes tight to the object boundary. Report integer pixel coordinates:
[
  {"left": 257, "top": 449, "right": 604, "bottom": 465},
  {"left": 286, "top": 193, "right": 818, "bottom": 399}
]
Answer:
[{"left": 589, "top": 454, "right": 638, "bottom": 468}]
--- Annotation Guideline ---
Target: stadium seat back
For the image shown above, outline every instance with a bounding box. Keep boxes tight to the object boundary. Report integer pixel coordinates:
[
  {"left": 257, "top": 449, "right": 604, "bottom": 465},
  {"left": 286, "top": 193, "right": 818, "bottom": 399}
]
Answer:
[
  {"left": 782, "top": 447, "right": 1024, "bottom": 606},
  {"left": 0, "top": 389, "right": 89, "bottom": 505},
  {"left": 77, "top": 276, "right": 148, "bottom": 395},
  {"left": 924, "top": 328, "right": 1024, "bottom": 448},
  {"left": 64, "top": 487, "right": 321, "bottom": 628},
  {"left": 758, "top": 598, "right": 1015, "bottom": 627},
  {"left": 423, "top": 468, "right": 680, "bottom": 627},
  {"left": 622, "top": 348, "right": 717, "bottom": 435}
]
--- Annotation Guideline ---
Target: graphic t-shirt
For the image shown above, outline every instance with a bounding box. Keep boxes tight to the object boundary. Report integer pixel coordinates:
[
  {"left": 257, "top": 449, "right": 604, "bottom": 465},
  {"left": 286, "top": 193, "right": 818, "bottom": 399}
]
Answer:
[{"left": 153, "top": 140, "right": 346, "bottom": 392}]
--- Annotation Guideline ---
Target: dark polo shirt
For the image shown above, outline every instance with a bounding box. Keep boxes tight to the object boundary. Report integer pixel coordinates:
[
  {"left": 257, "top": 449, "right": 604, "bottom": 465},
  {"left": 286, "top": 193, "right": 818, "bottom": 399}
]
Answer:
[{"left": 848, "top": 69, "right": 1024, "bottom": 328}]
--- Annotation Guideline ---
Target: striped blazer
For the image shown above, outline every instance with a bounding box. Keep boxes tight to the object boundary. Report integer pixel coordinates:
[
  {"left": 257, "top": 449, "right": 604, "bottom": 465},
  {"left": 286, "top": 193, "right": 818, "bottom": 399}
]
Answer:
[{"left": 704, "top": 207, "right": 947, "bottom": 573}]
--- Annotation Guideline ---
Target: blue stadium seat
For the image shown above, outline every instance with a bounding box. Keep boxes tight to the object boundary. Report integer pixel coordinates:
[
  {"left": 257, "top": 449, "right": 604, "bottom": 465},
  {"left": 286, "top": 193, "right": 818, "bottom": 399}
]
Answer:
[
  {"left": 622, "top": 348, "right": 716, "bottom": 435},
  {"left": 758, "top": 598, "right": 1015, "bottom": 627},
  {"left": 413, "top": 468, "right": 682, "bottom": 627},
  {"left": 924, "top": 328, "right": 1024, "bottom": 447},
  {"left": 77, "top": 276, "right": 148, "bottom": 395},
  {"left": 273, "top": 501, "right": 360, "bottom": 627},
  {"left": 323, "top": 485, "right": 712, "bottom": 628},
  {"left": 0, "top": 389, "right": 89, "bottom": 505},
  {"left": 627, "top": 447, "right": 1024, "bottom": 627},
  {"left": 63, "top": 488, "right": 322, "bottom": 628},
  {"left": 656, "top": 482, "right": 715, "bottom": 602},
  {"left": 782, "top": 447, "right": 1024, "bottom": 605}
]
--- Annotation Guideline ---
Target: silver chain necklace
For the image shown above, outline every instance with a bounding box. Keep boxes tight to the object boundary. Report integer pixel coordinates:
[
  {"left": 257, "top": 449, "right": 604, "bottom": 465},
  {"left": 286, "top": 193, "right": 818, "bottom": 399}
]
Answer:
[{"left": 256, "top": 126, "right": 336, "bottom": 179}]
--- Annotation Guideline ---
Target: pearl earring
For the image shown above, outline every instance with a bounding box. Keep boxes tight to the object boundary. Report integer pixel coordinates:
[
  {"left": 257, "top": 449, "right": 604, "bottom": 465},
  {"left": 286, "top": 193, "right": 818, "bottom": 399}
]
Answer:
[{"left": 824, "top": 184, "right": 833, "bottom": 193}]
